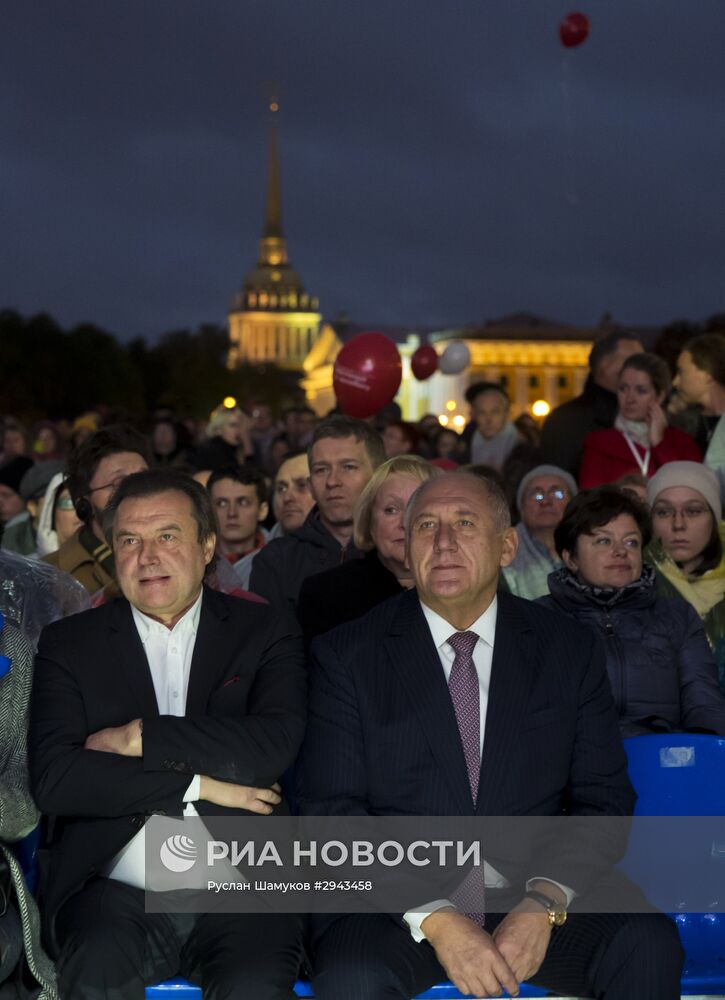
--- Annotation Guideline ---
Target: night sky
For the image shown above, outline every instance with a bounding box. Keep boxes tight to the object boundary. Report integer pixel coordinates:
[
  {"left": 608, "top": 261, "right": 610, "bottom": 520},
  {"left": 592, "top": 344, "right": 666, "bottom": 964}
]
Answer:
[{"left": 2, "top": 1, "right": 724, "bottom": 341}]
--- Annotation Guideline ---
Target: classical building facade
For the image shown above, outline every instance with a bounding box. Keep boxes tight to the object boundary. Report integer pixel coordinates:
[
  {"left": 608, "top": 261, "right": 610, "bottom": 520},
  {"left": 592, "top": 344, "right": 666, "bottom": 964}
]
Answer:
[{"left": 227, "top": 118, "right": 625, "bottom": 424}]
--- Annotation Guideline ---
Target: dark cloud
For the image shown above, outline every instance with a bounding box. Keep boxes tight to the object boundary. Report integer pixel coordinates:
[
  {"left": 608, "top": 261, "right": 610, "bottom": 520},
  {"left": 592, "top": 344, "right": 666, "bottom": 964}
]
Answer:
[{"left": 1, "top": 0, "right": 724, "bottom": 339}]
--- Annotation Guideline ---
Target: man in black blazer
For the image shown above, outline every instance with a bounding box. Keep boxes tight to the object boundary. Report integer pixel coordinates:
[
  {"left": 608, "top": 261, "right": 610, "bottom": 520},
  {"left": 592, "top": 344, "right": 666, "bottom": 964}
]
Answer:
[
  {"left": 30, "top": 469, "right": 307, "bottom": 999},
  {"left": 298, "top": 471, "right": 682, "bottom": 999}
]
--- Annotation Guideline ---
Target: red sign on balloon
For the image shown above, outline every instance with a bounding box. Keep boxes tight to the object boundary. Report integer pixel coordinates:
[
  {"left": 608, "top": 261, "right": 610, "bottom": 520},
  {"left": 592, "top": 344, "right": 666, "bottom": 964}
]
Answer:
[{"left": 333, "top": 332, "right": 402, "bottom": 419}]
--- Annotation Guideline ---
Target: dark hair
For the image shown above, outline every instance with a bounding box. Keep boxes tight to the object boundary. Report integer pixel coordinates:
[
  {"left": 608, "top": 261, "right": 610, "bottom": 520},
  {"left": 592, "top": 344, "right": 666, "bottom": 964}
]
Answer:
[
  {"left": 432, "top": 426, "right": 460, "bottom": 454},
  {"left": 465, "top": 381, "right": 510, "bottom": 406},
  {"left": 554, "top": 486, "right": 652, "bottom": 557},
  {"left": 309, "top": 416, "right": 385, "bottom": 469},
  {"left": 685, "top": 333, "right": 725, "bottom": 388},
  {"left": 207, "top": 465, "right": 268, "bottom": 506},
  {"left": 276, "top": 447, "right": 307, "bottom": 466},
  {"left": 67, "top": 423, "right": 152, "bottom": 503},
  {"left": 103, "top": 469, "right": 216, "bottom": 547},
  {"left": 694, "top": 519, "right": 724, "bottom": 575},
  {"left": 460, "top": 463, "right": 506, "bottom": 492},
  {"left": 619, "top": 352, "right": 671, "bottom": 398},
  {"left": 384, "top": 420, "right": 419, "bottom": 451},
  {"left": 589, "top": 331, "right": 640, "bottom": 374}
]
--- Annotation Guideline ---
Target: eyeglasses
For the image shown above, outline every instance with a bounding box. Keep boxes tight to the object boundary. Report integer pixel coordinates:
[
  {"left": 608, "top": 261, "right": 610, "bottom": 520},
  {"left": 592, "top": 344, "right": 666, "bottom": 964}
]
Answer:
[
  {"left": 86, "top": 476, "right": 126, "bottom": 495},
  {"left": 526, "top": 488, "right": 569, "bottom": 504},
  {"left": 652, "top": 505, "right": 710, "bottom": 522},
  {"left": 55, "top": 496, "right": 76, "bottom": 511}
]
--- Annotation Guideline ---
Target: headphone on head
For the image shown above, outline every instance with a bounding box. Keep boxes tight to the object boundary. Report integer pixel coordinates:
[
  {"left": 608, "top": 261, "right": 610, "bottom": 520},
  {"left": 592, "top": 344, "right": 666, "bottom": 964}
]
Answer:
[{"left": 74, "top": 496, "right": 93, "bottom": 525}]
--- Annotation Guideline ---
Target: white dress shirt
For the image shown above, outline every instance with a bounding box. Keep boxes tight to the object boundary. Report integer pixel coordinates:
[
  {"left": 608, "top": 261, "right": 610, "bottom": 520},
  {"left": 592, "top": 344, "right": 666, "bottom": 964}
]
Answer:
[
  {"left": 103, "top": 592, "right": 203, "bottom": 887},
  {"left": 403, "top": 596, "right": 574, "bottom": 942}
]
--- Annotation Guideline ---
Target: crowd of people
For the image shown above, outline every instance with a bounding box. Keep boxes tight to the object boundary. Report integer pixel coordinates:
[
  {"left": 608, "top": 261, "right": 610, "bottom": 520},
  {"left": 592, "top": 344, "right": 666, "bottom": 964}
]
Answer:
[{"left": 1, "top": 327, "right": 724, "bottom": 998}]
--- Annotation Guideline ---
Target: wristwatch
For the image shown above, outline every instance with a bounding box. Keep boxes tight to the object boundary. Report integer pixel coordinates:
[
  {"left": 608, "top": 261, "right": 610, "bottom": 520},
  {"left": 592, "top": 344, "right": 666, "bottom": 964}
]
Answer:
[{"left": 524, "top": 888, "right": 568, "bottom": 927}]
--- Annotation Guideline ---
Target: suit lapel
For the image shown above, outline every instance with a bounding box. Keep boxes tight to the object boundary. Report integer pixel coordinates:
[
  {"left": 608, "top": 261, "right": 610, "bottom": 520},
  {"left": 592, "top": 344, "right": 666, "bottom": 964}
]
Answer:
[
  {"left": 185, "top": 587, "right": 235, "bottom": 715},
  {"left": 109, "top": 599, "right": 159, "bottom": 719},
  {"left": 477, "top": 592, "right": 538, "bottom": 812},
  {"left": 386, "top": 591, "right": 474, "bottom": 814}
]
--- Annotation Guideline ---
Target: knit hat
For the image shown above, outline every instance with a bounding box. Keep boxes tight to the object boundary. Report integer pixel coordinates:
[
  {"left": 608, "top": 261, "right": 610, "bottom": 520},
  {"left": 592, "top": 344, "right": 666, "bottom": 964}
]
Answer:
[
  {"left": 516, "top": 464, "right": 578, "bottom": 512},
  {"left": 19, "top": 459, "right": 65, "bottom": 502},
  {"left": 646, "top": 461, "right": 722, "bottom": 521},
  {"left": 0, "top": 456, "right": 34, "bottom": 496}
]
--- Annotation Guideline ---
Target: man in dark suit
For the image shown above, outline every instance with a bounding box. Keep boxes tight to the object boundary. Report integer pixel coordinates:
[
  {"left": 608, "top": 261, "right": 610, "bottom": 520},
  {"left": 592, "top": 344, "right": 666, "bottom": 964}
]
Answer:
[
  {"left": 30, "top": 469, "right": 307, "bottom": 999},
  {"left": 298, "top": 471, "right": 682, "bottom": 999}
]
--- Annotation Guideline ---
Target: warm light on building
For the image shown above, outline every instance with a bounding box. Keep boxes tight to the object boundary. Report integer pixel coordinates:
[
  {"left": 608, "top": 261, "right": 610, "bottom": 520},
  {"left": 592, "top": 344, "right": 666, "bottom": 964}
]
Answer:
[
  {"left": 532, "top": 399, "right": 551, "bottom": 418},
  {"left": 452, "top": 415, "right": 466, "bottom": 428},
  {"left": 223, "top": 396, "right": 237, "bottom": 409},
  {"left": 445, "top": 400, "right": 457, "bottom": 412},
  {"left": 438, "top": 414, "right": 449, "bottom": 426}
]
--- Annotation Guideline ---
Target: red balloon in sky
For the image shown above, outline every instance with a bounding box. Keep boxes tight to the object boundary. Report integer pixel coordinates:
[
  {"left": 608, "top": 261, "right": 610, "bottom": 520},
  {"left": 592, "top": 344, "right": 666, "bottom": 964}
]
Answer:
[
  {"left": 411, "top": 345, "right": 439, "bottom": 381},
  {"left": 559, "top": 12, "right": 590, "bottom": 48},
  {"left": 333, "top": 332, "right": 402, "bottom": 419}
]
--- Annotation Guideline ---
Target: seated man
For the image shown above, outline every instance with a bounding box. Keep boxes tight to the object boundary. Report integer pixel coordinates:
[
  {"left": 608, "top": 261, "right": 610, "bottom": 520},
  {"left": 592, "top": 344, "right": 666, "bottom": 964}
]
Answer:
[
  {"left": 207, "top": 465, "right": 269, "bottom": 566},
  {"left": 234, "top": 450, "right": 314, "bottom": 590},
  {"left": 465, "top": 383, "right": 523, "bottom": 471},
  {"left": 250, "top": 416, "right": 384, "bottom": 612},
  {"left": 502, "top": 464, "right": 577, "bottom": 599},
  {"left": 30, "top": 468, "right": 306, "bottom": 999},
  {"left": 298, "top": 471, "right": 682, "bottom": 1000},
  {"left": 44, "top": 423, "right": 150, "bottom": 595}
]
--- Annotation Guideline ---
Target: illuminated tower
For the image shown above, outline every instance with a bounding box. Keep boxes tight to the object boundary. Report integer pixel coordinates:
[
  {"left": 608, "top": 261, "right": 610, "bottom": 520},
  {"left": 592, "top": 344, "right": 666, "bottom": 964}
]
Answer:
[{"left": 227, "top": 102, "right": 321, "bottom": 370}]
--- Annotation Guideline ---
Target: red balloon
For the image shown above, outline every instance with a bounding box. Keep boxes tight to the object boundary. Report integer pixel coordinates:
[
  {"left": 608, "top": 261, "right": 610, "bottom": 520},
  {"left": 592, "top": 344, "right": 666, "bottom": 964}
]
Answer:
[
  {"left": 559, "top": 12, "right": 589, "bottom": 48},
  {"left": 333, "top": 332, "right": 402, "bottom": 419},
  {"left": 411, "top": 345, "right": 439, "bottom": 381}
]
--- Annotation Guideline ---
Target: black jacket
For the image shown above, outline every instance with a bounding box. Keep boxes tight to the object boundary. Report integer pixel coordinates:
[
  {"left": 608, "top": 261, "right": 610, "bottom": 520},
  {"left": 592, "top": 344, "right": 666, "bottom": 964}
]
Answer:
[
  {"left": 538, "top": 567, "right": 725, "bottom": 737},
  {"left": 540, "top": 376, "right": 618, "bottom": 479},
  {"left": 297, "top": 549, "right": 404, "bottom": 648},
  {"left": 299, "top": 589, "right": 636, "bottom": 900},
  {"left": 249, "top": 507, "right": 364, "bottom": 613},
  {"left": 29, "top": 586, "right": 306, "bottom": 951}
]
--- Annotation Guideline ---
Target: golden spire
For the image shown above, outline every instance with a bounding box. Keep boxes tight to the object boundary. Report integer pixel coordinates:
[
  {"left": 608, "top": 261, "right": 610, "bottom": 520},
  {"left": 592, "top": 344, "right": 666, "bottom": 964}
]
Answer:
[{"left": 263, "top": 97, "right": 283, "bottom": 240}]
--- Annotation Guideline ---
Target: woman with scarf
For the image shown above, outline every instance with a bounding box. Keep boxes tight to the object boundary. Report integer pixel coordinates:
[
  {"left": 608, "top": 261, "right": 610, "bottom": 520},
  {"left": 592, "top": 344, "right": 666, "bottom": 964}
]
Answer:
[
  {"left": 578, "top": 352, "right": 701, "bottom": 488},
  {"left": 538, "top": 485, "right": 725, "bottom": 737},
  {"left": 646, "top": 461, "right": 725, "bottom": 693}
]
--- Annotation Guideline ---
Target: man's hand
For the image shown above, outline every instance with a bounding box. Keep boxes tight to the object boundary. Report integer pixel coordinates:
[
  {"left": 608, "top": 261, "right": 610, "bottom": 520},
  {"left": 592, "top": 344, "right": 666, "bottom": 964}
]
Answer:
[
  {"left": 199, "top": 776, "right": 282, "bottom": 815},
  {"left": 421, "top": 910, "right": 519, "bottom": 998},
  {"left": 84, "top": 719, "right": 142, "bottom": 757},
  {"left": 491, "top": 898, "right": 553, "bottom": 984}
]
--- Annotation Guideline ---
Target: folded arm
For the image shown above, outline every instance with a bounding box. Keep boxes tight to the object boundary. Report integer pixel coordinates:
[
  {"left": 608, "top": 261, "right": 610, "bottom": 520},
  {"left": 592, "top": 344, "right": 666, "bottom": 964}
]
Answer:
[{"left": 141, "top": 625, "right": 306, "bottom": 785}]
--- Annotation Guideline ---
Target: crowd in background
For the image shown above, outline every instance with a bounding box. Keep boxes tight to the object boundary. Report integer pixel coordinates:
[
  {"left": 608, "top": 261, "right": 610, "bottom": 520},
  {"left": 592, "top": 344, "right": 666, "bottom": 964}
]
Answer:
[{"left": 2, "top": 327, "right": 725, "bottom": 994}]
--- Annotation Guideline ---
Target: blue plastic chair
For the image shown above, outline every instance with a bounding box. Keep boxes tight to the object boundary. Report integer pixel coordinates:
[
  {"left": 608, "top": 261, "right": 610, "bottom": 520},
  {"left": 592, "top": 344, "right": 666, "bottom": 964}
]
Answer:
[
  {"left": 621, "top": 734, "right": 725, "bottom": 996},
  {"left": 146, "top": 979, "right": 551, "bottom": 998},
  {"left": 148, "top": 736, "right": 725, "bottom": 998}
]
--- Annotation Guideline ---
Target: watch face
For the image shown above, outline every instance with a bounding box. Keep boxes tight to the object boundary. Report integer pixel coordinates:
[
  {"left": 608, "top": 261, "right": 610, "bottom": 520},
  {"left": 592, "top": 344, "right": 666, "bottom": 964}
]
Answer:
[{"left": 551, "top": 910, "right": 567, "bottom": 926}]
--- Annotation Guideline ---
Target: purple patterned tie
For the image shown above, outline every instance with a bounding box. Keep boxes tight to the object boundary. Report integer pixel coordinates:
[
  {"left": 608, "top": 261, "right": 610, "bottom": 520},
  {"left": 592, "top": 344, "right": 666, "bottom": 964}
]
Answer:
[
  {"left": 447, "top": 630, "right": 485, "bottom": 924},
  {"left": 447, "top": 631, "right": 481, "bottom": 803}
]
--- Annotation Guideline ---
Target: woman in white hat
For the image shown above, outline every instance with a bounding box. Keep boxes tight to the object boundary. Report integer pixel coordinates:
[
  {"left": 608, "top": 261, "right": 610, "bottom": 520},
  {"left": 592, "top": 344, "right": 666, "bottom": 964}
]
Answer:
[{"left": 647, "top": 461, "right": 725, "bottom": 692}]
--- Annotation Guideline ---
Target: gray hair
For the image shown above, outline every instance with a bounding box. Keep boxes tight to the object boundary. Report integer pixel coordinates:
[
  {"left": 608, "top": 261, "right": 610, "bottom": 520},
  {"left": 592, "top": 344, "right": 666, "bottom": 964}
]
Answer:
[{"left": 404, "top": 470, "right": 511, "bottom": 539}]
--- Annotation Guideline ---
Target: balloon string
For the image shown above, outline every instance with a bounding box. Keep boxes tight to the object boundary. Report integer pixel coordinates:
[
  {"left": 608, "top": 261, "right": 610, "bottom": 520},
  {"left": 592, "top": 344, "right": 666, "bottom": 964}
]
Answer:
[{"left": 559, "top": 53, "right": 578, "bottom": 207}]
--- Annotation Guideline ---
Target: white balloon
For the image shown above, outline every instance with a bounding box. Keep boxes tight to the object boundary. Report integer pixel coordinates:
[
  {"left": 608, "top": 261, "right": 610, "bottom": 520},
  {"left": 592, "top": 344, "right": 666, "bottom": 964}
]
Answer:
[{"left": 439, "top": 341, "right": 471, "bottom": 375}]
